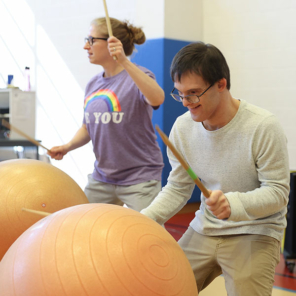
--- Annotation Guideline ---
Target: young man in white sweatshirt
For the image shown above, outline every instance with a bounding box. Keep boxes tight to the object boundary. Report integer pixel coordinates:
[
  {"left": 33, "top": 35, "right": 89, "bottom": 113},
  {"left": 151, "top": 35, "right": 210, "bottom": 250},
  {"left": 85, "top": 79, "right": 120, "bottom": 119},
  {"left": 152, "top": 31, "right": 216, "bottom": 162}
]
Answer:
[{"left": 141, "top": 42, "right": 290, "bottom": 296}]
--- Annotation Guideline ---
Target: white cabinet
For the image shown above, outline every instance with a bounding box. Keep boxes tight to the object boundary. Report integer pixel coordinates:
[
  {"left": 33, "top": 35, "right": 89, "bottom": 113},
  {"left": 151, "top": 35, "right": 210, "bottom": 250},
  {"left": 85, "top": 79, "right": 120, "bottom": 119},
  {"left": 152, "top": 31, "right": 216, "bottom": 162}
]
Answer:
[{"left": 0, "top": 88, "right": 36, "bottom": 140}]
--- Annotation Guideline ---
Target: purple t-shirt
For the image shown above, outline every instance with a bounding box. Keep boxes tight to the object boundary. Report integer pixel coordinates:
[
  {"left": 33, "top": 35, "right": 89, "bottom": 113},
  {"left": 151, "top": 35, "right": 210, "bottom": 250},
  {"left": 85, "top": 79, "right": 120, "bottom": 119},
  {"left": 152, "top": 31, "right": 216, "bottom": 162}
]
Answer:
[{"left": 83, "top": 65, "right": 164, "bottom": 185}]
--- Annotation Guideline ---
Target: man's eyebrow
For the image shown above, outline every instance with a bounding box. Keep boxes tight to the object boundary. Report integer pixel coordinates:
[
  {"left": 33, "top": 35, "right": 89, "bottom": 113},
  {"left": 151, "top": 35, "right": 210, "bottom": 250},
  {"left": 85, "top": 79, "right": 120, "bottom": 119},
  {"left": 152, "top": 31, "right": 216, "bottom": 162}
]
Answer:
[{"left": 175, "top": 87, "right": 203, "bottom": 92}]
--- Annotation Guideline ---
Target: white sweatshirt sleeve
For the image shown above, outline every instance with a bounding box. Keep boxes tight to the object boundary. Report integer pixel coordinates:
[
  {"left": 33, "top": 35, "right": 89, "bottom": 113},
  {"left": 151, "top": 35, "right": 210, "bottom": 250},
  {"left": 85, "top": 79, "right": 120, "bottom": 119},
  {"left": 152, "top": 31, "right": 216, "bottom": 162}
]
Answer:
[{"left": 226, "top": 115, "right": 290, "bottom": 221}]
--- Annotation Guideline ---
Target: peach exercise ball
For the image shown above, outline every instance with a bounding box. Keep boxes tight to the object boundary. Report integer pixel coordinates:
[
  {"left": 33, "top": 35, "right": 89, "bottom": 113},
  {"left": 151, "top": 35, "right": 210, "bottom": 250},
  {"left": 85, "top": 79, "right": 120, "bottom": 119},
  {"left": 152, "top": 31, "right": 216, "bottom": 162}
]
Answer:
[
  {"left": 0, "top": 204, "right": 198, "bottom": 296},
  {"left": 0, "top": 159, "right": 89, "bottom": 261}
]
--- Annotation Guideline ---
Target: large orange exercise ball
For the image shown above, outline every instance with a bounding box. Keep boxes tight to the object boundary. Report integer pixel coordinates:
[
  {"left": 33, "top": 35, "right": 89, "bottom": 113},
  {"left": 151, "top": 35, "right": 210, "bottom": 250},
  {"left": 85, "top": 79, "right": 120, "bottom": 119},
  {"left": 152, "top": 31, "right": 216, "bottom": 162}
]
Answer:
[
  {"left": 0, "top": 159, "right": 89, "bottom": 261},
  {"left": 0, "top": 204, "right": 198, "bottom": 296}
]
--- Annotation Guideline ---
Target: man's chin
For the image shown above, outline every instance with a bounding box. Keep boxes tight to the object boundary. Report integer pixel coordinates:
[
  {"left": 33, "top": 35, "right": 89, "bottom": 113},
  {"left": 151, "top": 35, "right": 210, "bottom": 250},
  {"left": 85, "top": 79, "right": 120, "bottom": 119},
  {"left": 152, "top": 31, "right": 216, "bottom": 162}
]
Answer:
[{"left": 189, "top": 111, "right": 203, "bottom": 123}]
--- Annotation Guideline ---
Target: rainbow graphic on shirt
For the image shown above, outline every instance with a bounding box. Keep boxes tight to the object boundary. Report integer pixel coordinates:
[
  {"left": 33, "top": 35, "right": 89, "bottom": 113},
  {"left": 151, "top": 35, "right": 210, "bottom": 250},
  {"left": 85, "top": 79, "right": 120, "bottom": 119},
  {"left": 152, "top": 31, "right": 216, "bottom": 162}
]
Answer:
[{"left": 84, "top": 89, "right": 121, "bottom": 112}]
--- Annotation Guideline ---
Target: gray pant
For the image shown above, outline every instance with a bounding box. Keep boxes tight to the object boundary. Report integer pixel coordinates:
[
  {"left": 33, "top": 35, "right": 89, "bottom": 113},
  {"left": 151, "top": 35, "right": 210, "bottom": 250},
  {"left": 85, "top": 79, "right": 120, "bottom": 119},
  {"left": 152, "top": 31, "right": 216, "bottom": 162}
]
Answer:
[
  {"left": 178, "top": 227, "right": 280, "bottom": 296},
  {"left": 84, "top": 174, "right": 161, "bottom": 212}
]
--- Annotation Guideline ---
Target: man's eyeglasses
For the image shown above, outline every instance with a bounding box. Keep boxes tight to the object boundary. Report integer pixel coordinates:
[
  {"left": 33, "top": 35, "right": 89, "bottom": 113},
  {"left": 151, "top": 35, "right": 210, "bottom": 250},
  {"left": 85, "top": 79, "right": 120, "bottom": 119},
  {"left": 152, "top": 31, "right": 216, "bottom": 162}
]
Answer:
[
  {"left": 170, "top": 84, "right": 214, "bottom": 104},
  {"left": 84, "top": 36, "right": 108, "bottom": 46}
]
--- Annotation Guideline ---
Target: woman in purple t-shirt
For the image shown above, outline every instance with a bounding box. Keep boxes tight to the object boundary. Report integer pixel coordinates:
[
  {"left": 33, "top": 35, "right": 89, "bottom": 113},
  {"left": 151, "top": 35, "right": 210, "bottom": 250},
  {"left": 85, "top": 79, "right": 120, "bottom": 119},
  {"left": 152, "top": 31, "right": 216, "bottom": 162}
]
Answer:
[{"left": 48, "top": 17, "right": 164, "bottom": 212}]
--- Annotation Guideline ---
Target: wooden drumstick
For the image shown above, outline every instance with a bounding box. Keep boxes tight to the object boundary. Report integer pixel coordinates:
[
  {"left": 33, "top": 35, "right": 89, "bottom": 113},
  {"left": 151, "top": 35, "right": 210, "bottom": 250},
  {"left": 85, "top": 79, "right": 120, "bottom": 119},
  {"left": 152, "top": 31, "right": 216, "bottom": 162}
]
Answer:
[
  {"left": 155, "top": 125, "right": 210, "bottom": 198},
  {"left": 2, "top": 119, "right": 51, "bottom": 152},
  {"left": 22, "top": 208, "right": 51, "bottom": 217},
  {"left": 102, "top": 0, "right": 117, "bottom": 60}
]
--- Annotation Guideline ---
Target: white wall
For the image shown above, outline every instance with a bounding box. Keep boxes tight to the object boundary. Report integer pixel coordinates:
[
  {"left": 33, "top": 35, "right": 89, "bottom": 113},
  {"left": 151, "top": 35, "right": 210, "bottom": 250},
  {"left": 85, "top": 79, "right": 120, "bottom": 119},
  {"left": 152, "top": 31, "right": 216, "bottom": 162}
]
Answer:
[
  {"left": 1, "top": 0, "right": 295, "bottom": 191},
  {"left": 202, "top": 0, "right": 296, "bottom": 170},
  {"left": 164, "top": 0, "right": 203, "bottom": 41}
]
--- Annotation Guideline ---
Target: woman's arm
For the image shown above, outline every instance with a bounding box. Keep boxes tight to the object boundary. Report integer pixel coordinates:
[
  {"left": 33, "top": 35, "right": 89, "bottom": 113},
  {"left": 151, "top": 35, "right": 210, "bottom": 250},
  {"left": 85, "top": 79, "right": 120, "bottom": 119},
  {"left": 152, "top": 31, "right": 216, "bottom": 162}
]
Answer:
[
  {"left": 48, "top": 124, "right": 91, "bottom": 160},
  {"left": 107, "top": 36, "right": 165, "bottom": 107}
]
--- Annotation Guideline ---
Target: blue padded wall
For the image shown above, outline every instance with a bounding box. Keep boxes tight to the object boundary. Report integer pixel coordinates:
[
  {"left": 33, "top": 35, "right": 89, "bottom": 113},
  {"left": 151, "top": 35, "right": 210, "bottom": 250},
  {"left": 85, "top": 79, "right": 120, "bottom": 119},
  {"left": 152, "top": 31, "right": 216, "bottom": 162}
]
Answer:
[{"left": 132, "top": 38, "right": 201, "bottom": 202}]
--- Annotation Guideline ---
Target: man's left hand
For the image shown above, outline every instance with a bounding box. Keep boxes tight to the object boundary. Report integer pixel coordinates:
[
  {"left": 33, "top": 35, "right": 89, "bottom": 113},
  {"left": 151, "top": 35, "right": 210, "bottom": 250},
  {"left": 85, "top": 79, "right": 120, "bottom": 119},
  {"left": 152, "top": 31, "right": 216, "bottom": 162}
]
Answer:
[{"left": 205, "top": 190, "right": 231, "bottom": 220}]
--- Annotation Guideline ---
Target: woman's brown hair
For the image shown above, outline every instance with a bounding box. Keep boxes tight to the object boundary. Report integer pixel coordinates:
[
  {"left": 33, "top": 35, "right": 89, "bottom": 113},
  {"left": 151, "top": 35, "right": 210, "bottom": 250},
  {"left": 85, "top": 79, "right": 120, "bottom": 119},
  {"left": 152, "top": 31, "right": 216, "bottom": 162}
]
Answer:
[{"left": 91, "top": 17, "right": 146, "bottom": 56}]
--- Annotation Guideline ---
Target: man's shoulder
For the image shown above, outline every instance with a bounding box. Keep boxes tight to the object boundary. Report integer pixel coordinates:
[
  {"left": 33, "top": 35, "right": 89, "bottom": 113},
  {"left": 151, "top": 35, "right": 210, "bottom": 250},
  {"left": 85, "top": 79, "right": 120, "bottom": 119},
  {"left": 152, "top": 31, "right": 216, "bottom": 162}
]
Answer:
[
  {"left": 239, "top": 100, "right": 280, "bottom": 132},
  {"left": 241, "top": 100, "right": 273, "bottom": 119},
  {"left": 237, "top": 100, "right": 276, "bottom": 126}
]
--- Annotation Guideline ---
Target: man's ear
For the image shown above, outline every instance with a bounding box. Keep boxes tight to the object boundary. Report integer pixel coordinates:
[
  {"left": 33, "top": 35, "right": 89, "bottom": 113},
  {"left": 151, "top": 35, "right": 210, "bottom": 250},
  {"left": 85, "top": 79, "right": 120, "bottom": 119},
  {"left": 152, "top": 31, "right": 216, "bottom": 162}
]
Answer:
[{"left": 217, "top": 78, "right": 227, "bottom": 92}]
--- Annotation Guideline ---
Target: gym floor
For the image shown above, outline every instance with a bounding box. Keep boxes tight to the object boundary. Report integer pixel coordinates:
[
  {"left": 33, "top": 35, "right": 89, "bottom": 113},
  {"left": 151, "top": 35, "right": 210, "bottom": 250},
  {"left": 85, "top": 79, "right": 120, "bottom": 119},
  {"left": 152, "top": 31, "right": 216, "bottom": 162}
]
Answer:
[{"left": 164, "top": 203, "right": 296, "bottom": 296}]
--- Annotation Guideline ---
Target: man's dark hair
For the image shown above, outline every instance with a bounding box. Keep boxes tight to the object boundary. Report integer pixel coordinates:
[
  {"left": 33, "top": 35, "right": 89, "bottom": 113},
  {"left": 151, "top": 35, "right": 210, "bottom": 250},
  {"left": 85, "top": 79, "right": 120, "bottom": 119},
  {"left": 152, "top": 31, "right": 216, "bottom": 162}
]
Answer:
[{"left": 170, "top": 42, "right": 231, "bottom": 90}]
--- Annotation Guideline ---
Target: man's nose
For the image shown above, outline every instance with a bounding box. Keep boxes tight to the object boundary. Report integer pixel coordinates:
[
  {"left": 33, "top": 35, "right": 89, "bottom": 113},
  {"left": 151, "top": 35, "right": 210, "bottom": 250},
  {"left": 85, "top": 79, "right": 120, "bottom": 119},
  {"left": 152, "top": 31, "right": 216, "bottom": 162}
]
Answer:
[{"left": 182, "top": 97, "right": 191, "bottom": 107}]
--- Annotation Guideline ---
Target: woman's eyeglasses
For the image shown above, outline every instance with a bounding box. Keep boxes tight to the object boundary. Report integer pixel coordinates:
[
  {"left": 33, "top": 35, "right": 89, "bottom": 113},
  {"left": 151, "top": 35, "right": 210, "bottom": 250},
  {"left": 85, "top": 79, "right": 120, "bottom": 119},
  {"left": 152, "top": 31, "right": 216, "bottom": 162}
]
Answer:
[{"left": 84, "top": 36, "right": 108, "bottom": 46}]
